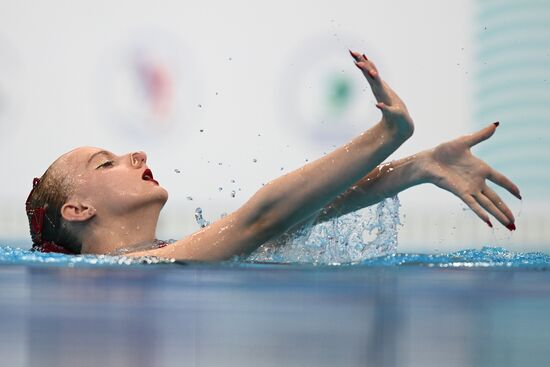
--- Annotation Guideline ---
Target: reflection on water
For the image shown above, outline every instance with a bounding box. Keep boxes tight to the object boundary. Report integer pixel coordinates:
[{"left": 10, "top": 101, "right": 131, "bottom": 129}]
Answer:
[{"left": 1, "top": 262, "right": 550, "bottom": 367}]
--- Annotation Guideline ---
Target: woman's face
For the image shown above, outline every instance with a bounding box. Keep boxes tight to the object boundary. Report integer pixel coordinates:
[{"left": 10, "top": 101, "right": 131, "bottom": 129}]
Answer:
[{"left": 56, "top": 146, "right": 169, "bottom": 217}]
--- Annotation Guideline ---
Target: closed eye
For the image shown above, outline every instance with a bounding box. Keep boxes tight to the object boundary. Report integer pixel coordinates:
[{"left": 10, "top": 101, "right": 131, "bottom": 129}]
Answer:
[{"left": 96, "top": 160, "right": 114, "bottom": 169}]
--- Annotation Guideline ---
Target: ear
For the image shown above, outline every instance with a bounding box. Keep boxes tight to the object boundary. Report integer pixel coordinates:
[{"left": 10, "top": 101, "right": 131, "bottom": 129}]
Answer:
[{"left": 61, "top": 201, "right": 96, "bottom": 222}]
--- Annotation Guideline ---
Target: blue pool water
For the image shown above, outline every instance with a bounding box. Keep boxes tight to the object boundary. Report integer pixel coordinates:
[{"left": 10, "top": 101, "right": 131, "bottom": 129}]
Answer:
[
  {"left": 1, "top": 244, "right": 550, "bottom": 269},
  {"left": 2, "top": 200, "right": 549, "bottom": 366},
  {"left": 1, "top": 244, "right": 550, "bottom": 367}
]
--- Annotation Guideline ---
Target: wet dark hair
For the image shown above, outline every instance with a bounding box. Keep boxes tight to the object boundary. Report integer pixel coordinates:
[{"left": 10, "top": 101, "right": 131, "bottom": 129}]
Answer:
[{"left": 26, "top": 164, "right": 81, "bottom": 254}]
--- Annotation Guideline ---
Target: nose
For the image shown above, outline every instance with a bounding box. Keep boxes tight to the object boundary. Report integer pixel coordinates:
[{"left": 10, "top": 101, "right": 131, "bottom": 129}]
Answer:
[{"left": 130, "top": 151, "right": 147, "bottom": 167}]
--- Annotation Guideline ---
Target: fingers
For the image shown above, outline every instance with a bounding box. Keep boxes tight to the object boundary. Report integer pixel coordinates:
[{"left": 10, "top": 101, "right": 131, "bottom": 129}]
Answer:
[
  {"left": 352, "top": 56, "right": 379, "bottom": 82},
  {"left": 349, "top": 50, "right": 391, "bottom": 105},
  {"left": 461, "top": 194, "right": 494, "bottom": 228},
  {"left": 487, "top": 169, "right": 522, "bottom": 200},
  {"left": 473, "top": 191, "right": 514, "bottom": 228},
  {"left": 464, "top": 122, "right": 498, "bottom": 147},
  {"left": 481, "top": 186, "right": 516, "bottom": 224}
]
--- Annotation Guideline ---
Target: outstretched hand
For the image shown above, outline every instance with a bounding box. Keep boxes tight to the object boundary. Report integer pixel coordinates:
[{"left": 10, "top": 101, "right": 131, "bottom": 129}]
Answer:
[
  {"left": 426, "top": 122, "right": 521, "bottom": 230},
  {"left": 349, "top": 50, "right": 414, "bottom": 139}
]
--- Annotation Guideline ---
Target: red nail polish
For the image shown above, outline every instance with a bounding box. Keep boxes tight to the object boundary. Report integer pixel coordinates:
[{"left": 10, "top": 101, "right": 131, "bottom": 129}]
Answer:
[
  {"left": 506, "top": 223, "right": 516, "bottom": 231},
  {"left": 485, "top": 219, "right": 493, "bottom": 228},
  {"left": 493, "top": 121, "right": 499, "bottom": 127},
  {"left": 363, "top": 54, "right": 368, "bottom": 60}
]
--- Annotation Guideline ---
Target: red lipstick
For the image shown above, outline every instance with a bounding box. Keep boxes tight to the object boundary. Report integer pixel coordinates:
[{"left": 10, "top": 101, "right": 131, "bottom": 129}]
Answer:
[{"left": 142, "top": 168, "right": 159, "bottom": 185}]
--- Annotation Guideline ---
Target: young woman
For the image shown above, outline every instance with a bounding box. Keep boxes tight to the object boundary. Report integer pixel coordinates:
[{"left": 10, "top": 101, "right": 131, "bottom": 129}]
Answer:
[{"left": 26, "top": 51, "right": 521, "bottom": 260}]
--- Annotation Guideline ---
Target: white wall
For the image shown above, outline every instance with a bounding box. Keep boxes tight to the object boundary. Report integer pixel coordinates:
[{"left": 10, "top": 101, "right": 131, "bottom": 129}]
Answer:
[{"left": 0, "top": 0, "right": 548, "bottom": 252}]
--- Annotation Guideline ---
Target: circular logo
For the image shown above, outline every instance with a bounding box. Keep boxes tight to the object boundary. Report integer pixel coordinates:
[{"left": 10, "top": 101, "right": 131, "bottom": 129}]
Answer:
[
  {"left": 97, "top": 30, "right": 203, "bottom": 144},
  {"left": 280, "top": 34, "right": 382, "bottom": 147}
]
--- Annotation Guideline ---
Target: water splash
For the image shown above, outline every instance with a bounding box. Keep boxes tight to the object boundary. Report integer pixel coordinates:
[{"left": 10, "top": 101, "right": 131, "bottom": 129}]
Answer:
[
  {"left": 194, "top": 207, "right": 211, "bottom": 228},
  {"left": 245, "top": 196, "right": 401, "bottom": 265}
]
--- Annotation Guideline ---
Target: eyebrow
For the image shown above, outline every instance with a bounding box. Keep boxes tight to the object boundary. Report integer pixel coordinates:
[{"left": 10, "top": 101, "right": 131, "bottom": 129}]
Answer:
[{"left": 86, "top": 150, "right": 113, "bottom": 168}]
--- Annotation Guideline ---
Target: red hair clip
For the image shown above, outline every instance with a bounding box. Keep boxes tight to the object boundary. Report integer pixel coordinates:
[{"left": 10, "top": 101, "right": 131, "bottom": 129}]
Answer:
[
  {"left": 26, "top": 177, "right": 78, "bottom": 254},
  {"left": 26, "top": 178, "right": 45, "bottom": 246}
]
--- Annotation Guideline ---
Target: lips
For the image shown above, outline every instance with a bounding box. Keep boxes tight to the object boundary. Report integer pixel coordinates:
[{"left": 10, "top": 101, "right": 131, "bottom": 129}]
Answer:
[{"left": 142, "top": 168, "right": 159, "bottom": 185}]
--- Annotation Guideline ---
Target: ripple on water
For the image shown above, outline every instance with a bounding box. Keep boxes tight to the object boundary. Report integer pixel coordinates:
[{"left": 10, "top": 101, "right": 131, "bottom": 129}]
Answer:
[
  {"left": 1, "top": 244, "right": 549, "bottom": 269},
  {"left": 0, "top": 246, "right": 174, "bottom": 267}
]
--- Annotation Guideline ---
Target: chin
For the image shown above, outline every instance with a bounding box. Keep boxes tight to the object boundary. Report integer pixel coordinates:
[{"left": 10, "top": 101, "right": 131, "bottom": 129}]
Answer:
[
  {"left": 153, "top": 185, "right": 169, "bottom": 205},
  {"left": 159, "top": 187, "right": 169, "bottom": 203}
]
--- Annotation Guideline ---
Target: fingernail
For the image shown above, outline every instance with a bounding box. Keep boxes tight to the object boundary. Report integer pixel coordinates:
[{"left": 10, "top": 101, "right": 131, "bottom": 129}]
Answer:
[
  {"left": 518, "top": 193, "right": 522, "bottom": 200},
  {"left": 368, "top": 70, "right": 376, "bottom": 78},
  {"left": 506, "top": 223, "right": 516, "bottom": 231},
  {"left": 362, "top": 54, "right": 368, "bottom": 60},
  {"left": 375, "top": 103, "right": 382, "bottom": 110},
  {"left": 485, "top": 219, "right": 493, "bottom": 228},
  {"left": 493, "top": 121, "right": 500, "bottom": 127},
  {"left": 349, "top": 50, "right": 355, "bottom": 58}
]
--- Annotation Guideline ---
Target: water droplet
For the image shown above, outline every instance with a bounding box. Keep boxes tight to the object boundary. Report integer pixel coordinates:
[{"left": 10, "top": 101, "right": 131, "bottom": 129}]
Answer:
[
  {"left": 174, "top": 168, "right": 181, "bottom": 173},
  {"left": 200, "top": 129, "right": 204, "bottom": 132},
  {"left": 186, "top": 196, "right": 193, "bottom": 201},
  {"left": 215, "top": 92, "right": 219, "bottom": 95},
  {"left": 218, "top": 162, "right": 222, "bottom": 166},
  {"left": 228, "top": 57, "right": 232, "bottom": 61},
  {"left": 231, "top": 190, "right": 236, "bottom": 198},
  {"left": 305, "top": 158, "right": 309, "bottom": 162},
  {"left": 198, "top": 104, "right": 202, "bottom": 108},
  {"left": 194, "top": 207, "right": 210, "bottom": 228},
  {"left": 280, "top": 167, "right": 284, "bottom": 171},
  {"left": 220, "top": 212, "right": 227, "bottom": 218},
  {"left": 252, "top": 158, "right": 257, "bottom": 163},
  {"left": 231, "top": 179, "right": 235, "bottom": 183}
]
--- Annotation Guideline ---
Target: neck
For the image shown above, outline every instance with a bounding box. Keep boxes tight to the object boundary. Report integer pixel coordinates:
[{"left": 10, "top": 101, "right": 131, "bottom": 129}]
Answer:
[{"left": 80, "top": 205, "right": 163, "bottom": 254}]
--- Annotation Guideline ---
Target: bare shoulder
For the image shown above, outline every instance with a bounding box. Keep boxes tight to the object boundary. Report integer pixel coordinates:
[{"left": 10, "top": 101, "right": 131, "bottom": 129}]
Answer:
[{"left": 125, "top": 210, "right": 261, "bottom": 261}]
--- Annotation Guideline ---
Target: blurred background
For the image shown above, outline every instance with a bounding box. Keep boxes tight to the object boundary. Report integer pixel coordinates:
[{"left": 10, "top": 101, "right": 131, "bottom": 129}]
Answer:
[{"left": 0, "top": 0, "right": 548, "bottom": 253}]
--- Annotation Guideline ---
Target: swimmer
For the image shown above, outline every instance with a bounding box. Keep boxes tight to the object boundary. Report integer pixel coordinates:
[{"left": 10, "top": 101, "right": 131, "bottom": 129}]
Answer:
[{"left": 26, "top": 51, "right": 521, "bottom": 260}]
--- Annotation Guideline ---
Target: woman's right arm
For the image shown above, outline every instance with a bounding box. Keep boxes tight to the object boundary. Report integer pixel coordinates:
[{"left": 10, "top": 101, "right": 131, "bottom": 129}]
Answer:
[{"left": 128, "top": 51, "right": 415, "bottom": 261}]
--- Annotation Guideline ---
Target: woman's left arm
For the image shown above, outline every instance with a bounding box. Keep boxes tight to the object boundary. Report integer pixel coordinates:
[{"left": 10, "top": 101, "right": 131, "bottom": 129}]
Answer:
[{"left": 315, "top": 123, "right": 521, "bottom": 230}]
